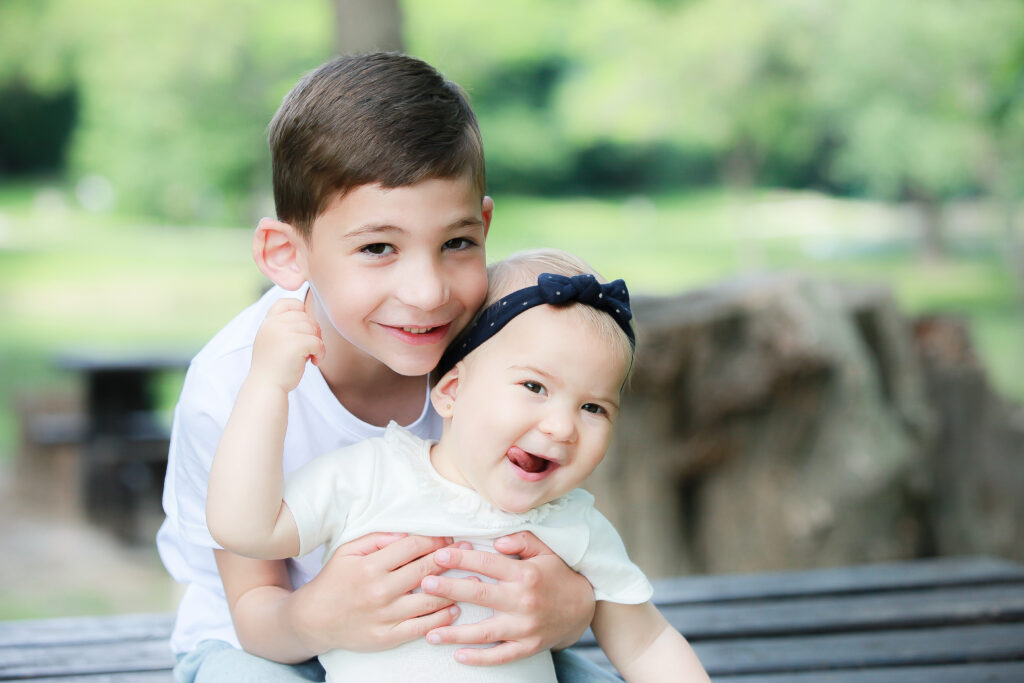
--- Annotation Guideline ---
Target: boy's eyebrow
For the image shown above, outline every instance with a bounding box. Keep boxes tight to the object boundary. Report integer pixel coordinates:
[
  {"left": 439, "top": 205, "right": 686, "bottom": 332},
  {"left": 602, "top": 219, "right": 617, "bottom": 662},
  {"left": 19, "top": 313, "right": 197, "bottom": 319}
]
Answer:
[{"left": 343, "top": 216, "right": 485, "bottom": 239}]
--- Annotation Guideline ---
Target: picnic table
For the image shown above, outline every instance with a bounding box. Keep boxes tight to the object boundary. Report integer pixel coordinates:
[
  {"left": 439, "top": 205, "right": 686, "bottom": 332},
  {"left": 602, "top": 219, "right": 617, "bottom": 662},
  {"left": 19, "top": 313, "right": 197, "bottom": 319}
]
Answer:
[
  {"left": 1, "top": 555, "right": 1022, "bottom": 681},
  {"left": 50, "top": 350, "right": 191, "bottom": 541}
]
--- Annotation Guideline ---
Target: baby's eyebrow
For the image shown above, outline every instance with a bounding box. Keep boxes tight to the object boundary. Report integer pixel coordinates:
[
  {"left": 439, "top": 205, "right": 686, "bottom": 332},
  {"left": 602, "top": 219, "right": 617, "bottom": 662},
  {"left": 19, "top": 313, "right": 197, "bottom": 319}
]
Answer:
[{"left": 508, "top": 363, "right": 552, "bottom": 377}]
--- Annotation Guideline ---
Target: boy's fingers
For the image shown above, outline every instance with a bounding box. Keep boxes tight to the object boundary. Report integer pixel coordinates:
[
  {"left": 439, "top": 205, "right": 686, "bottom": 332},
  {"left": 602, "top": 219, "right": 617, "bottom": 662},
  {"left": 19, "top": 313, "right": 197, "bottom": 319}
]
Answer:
[
  {"left": 430, "top": 547, "right": 522, "bottom": 582},
  {"left": 390, "top": 605, "right": 461, "bottom": 643},
  {"left": 420, "top": 574, "right": 509, "bottom": 612},
  {"left": 267, "top": 298, "right": 306, "bottom": 315},
  {"left": 370, "top": 534, "right": 453, "bottom": 573},
  {"left": 330, "top": 532, "right": 408, "bottom": 559},
  {"left": 387, "top": 548, "right": 457, "bottom": 594},
  {"left": 388, "top": 592, "right": 458, "bottom": 624},
  {"left": 451, "top": 641, "right": 532, "bottom": 667},
  {"left": 493, "top": 531, "right": 553, "bottom": 559},
  {"left": 426, "top": 622, "right": 540, "bottom": 664}
]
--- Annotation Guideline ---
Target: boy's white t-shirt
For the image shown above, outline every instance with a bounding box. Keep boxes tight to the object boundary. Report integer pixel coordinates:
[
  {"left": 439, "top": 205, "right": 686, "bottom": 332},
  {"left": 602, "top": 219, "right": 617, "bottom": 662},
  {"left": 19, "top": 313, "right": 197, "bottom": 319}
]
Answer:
[{"left": 155, "top": 283, "right": 442, "bottom": 655}]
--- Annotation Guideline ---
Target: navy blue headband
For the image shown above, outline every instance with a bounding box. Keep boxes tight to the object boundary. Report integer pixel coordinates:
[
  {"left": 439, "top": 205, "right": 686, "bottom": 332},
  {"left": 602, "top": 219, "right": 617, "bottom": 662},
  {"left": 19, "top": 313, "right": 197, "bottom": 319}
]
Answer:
[{"left": 435, "top": 272, "right": 635, "bottom": 379}]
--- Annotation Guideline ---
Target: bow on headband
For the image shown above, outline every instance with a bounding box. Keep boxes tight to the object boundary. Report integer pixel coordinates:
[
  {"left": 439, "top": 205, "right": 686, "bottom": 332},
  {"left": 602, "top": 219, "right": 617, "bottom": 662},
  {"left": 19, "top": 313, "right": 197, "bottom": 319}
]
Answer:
[{"left": 435, "top": 272, "right": 635, "bottom": 379}]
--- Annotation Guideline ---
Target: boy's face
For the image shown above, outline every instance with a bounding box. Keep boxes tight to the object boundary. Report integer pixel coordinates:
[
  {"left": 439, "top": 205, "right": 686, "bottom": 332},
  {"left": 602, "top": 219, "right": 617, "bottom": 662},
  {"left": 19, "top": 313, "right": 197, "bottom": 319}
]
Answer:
[
  {"left": 431, "top": 305, "right": 630, "bottom": 514},
  {"left": 297, "top": 176, "right": 491, "bottom": 377}
]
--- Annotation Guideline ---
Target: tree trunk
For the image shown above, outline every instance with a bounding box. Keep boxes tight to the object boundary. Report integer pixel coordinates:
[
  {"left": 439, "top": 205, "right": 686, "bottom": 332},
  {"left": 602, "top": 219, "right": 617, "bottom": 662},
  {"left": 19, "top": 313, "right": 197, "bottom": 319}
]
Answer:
[
  {"left": 331, "top": 0, "right": 403, "bottom": 55},
  {"left": 907, "top": 185, "right": 947, "bottom": 262}
]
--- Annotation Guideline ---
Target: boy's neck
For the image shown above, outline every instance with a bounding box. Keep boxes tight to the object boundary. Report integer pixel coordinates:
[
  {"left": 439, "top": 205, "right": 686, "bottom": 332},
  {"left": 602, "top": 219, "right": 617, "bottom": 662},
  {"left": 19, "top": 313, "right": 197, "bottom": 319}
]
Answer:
[
  {"left": 307, "top": 291, "right": 428, "bottom": 427},
  {"left": 325, "top": 364, "right": 427, "bottom": 427}
]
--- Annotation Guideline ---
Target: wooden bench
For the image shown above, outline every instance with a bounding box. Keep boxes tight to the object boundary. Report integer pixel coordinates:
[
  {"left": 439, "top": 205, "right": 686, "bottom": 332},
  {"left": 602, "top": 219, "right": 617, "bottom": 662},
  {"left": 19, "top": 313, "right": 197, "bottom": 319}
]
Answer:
[{"left": 2, "top": 555, "right": 1022, "bottom": 681}]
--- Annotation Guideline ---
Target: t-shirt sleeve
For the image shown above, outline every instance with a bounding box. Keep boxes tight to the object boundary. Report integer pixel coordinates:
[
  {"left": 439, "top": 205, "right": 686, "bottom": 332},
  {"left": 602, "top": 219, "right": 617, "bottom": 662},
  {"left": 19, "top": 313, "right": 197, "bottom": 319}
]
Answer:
[
  {"left": 163, "top": 363, "right": 235, "bottom": 549},
  {"left": 283, "top": 440, "right": 378, "bottom": 561},
  {"left": 573, "top": 498, "right": 654, "bottom": 604}
]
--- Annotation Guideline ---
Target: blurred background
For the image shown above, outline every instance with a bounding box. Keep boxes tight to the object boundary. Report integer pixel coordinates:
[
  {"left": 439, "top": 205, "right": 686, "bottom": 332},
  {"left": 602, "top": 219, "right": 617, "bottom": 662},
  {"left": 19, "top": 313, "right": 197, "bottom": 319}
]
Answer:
[{"left": 1, "top": 0, "right": 1023, "bottom": 621}]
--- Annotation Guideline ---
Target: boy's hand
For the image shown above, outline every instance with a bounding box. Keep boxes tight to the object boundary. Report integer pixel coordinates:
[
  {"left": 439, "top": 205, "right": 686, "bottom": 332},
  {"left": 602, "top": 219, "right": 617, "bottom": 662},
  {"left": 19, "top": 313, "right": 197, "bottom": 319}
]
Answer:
[
  {"left": 419, "top": 531, "right": 596, "bottom": 665},
  {"left": 249, "top": 298, "right": 325, "bottom": 394},
  {"left": 289, "top": 532, "right": 467, "bottom": 654}
]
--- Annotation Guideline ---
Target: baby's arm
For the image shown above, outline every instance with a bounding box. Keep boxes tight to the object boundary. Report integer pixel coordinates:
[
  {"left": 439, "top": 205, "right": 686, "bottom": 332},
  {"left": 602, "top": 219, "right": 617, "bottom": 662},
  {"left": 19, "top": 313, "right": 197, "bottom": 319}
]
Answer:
[
  {"left": 207, "top": 298, "right": 325, "bottom": 559},
  {"left": 592, "top": 601, "right": 709, "bottom": 682}
]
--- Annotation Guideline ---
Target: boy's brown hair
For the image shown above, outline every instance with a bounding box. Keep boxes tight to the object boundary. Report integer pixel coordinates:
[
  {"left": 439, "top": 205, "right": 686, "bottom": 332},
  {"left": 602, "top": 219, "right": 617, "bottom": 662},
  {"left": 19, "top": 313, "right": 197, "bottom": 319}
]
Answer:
[{"left": 268, "top": 52, "right": 485, "bottom": 238}]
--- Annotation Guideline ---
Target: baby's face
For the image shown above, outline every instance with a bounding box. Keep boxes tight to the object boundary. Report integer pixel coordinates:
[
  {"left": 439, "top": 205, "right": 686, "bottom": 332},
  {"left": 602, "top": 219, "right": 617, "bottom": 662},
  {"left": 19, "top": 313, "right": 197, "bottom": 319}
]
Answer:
[{"left": 434, "top": 304, "right": 630, "bottom": 514}]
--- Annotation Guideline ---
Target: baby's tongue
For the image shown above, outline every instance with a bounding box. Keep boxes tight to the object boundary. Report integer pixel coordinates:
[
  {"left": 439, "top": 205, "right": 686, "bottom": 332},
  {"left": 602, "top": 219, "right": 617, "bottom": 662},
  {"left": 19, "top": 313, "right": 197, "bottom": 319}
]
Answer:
[{"left": 507, "top": 446, "right": 547, "bottom": 473}]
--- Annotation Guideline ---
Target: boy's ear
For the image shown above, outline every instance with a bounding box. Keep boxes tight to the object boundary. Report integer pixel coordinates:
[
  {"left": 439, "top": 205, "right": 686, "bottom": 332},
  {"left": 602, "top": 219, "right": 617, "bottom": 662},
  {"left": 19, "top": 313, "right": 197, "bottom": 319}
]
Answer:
[
  {"left": 481, "top": 196, "right": 494, "bottom": 238},
  {"left": 430, "top": 364, "right": 462, "bottom": 418},
  {"left": 252, "top": 217, "right": 307, "bottom": 291}
]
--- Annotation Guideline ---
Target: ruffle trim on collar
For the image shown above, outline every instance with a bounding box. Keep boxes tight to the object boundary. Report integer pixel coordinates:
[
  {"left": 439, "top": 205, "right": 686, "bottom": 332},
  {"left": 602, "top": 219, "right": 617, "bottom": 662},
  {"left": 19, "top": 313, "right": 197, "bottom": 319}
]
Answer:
[{"left": 384, "top": 422, "right": 569, "bottom": 527}]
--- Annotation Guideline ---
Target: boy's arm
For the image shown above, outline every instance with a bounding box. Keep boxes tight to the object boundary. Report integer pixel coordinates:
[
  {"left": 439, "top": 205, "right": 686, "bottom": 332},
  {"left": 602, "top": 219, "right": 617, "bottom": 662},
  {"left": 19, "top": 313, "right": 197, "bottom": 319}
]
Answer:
[
  {"left": 592, "top": 601, "right": 710, "bottom": 683},
  {"left": 206, "top": 299, "right": 319, "bottom": 558}
]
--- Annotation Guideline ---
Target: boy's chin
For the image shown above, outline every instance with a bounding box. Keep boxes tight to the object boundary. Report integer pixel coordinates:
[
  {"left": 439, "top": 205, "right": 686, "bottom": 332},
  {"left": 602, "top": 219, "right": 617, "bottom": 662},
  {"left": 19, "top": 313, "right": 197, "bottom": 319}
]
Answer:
[{"left": 384, "top": 355, "right": 442, "bottom": 378}]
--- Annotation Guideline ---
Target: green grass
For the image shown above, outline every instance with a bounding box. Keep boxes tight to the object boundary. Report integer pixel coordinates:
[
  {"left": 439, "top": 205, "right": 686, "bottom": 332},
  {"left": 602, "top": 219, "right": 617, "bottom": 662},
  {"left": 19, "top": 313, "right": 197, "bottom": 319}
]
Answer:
[{"left": 2, "top": 184, "right": 1023, "bottom": 460}]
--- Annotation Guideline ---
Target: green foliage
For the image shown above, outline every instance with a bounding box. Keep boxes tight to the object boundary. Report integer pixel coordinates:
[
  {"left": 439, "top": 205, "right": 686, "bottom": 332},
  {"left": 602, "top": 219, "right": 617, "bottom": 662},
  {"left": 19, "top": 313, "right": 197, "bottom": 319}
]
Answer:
[
  {"left": 811, "top": 0, "right": 1024, "bottom": 201},
  {"left": 1, "top": 0, "right": 333, "bottom": 223},
  {"left": 2, "top": 0, "right": 1024, "bottom": 213},
  {"left": 406, "top": 0, "right": 1024, "bottom": 200}
]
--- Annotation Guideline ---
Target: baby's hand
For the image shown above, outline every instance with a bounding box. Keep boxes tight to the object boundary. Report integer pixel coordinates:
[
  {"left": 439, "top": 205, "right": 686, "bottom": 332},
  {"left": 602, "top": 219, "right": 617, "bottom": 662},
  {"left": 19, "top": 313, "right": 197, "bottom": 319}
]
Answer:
[{"left": 249, "top": 298, "right": 325, "bottom": 394}]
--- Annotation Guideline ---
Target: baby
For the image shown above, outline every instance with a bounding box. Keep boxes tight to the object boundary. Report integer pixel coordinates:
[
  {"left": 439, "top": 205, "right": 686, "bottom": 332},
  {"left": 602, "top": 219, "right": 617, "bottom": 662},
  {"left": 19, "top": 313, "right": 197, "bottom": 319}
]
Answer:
[{"left": 207, "top": 249, "right": 710, "bottom": 682}]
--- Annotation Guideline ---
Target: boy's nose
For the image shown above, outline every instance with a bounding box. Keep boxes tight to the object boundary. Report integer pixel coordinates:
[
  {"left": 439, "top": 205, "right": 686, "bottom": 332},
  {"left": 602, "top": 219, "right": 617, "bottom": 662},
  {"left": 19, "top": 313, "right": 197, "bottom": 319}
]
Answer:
[{"left": 398, "top": 260, "right": 449, "bottom": 310}]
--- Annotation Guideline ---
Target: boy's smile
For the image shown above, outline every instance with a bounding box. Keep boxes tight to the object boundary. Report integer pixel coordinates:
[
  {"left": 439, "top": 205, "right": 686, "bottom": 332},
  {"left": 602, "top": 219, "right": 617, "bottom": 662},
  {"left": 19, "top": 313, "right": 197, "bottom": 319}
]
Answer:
[
  {"left": 296, "top": 176, "right": 491, "bottom": 381},
  {"left": 430, "top": 304, "right": 629, "bottom": 514}
]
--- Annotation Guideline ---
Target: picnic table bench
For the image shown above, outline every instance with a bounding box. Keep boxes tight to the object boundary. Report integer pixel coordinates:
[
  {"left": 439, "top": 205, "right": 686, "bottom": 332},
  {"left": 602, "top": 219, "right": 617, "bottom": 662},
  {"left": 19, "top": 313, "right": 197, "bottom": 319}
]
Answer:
[{"left": 2, "top": 555, "right": 1022, "bottom": 681}]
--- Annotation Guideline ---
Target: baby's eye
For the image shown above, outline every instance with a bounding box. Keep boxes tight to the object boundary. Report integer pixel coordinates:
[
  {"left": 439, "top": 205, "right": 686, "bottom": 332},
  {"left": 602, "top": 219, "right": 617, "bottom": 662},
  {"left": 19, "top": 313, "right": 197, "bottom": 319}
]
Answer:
[
  {"left": 443, "top": 237, "right": 476, "bottom": 251},
  {"left": 360, "top": 243, "right": 394, "bottom": 256},
  {"left": 582, "top": 403, "right": 606, "bottom": 415},
  {"left": 521, "top": 381, "right": 546, "bottom": 395}
]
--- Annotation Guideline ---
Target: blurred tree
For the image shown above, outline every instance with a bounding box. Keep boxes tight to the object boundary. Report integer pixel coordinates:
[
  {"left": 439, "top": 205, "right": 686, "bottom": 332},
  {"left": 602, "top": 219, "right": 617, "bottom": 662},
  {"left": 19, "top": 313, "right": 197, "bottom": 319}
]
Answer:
[
  {"left": 0, "top": 0, "right": 78, "bottom": 176},
  {"left": 982, "top": 18, "right": 1024, "bottom": 302},
  {"left": 5, "top": 0, "right": 1023, "bottom": 227},
  {"left": 332, "top": 0, "right": 403, "bottom": 53},
  {"left": 404, "top": 0, "right": 578, "bottom": 193},
  {"left": 811, "top": 0, "right": 1024, "bottom": 260},
  {"left": 0, "top": 0, "right": 333, "bottom": 223},
  {"left": 554, "top": 0, "right": 827, "bottom": 190}
]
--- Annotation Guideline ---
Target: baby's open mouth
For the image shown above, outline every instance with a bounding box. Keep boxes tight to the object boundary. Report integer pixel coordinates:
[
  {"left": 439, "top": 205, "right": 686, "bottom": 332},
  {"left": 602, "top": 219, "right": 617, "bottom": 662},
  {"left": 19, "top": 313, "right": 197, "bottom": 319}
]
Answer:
[{"left": 507, "top": 446, "right": 552, "bottom": 474}]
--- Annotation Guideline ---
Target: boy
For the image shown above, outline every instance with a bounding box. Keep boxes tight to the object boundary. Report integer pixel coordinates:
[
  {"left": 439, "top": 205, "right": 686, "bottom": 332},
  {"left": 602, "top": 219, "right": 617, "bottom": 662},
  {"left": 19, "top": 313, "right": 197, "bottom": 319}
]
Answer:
[{"left": 157, "top": 53, "right": 611, "bottom": 681}]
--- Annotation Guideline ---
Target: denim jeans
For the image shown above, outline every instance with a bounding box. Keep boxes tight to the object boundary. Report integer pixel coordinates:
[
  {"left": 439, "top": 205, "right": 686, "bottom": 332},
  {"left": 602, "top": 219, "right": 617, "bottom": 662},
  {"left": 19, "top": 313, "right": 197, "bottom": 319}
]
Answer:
[{"left": 175, "top": 640, "right": 620, "bottom": 682}]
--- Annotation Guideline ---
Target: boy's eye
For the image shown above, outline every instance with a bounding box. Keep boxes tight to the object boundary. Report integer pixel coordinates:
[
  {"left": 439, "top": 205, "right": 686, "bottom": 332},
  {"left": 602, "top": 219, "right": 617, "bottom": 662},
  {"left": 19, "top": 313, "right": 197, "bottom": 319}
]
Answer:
[
  {"left": 521, "top": 381, "right": 546, "bottom": 395},
  {"left": 360, "top": 243, "right": 394, "bottom": 256},
  {"left": 443, "top": 237, "right": 475, "bottom": 251},
  {"left": 582, "top": 403, "right": 606, "bottom": 415}
]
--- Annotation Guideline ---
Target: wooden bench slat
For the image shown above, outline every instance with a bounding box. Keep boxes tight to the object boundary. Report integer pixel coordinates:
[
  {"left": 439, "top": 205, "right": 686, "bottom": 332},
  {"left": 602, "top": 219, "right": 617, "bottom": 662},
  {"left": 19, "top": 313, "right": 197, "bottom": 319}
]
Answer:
[
  {"left": 650, "top": 555, "right": 1024, "bottom": 605},
  {"left": 0, "top": 638, "right": 174, "bottom": 679},
  {"left": 710, "top": 661, "right": 1024, "bottom": 682},
  {"left": 0, "top": 614, "right": 173, "bottom": 649},
  {"left": 573, "top": 582, "right": 1024, "bottom": 646},
  {"left": 18, "top": 673, "right": 172, "bottom": 683},
  {"left": 694, "top": 622, "right": 1024, "bottom": 676},
  {"left": 576, "top": 623, "right": 1024, "bottom": 677},
  {"left": 659, "top": 582, "right": 1024, "bottom": 639}
]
